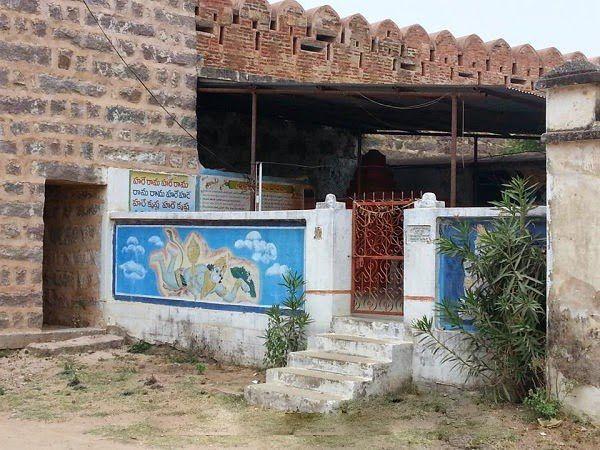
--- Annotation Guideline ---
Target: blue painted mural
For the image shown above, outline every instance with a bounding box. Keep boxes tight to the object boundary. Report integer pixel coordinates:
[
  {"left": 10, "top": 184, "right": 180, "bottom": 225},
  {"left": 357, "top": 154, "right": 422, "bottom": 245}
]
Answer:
[
  {"left": 114, "top": 223, "right": 305, "bottom": 312},
  {"left": 437, "top": 218, "right": 546, "bottom": 329}
]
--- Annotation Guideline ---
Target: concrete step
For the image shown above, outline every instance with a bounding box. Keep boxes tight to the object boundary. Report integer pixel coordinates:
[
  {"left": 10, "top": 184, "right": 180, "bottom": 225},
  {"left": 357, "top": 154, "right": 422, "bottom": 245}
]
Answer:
[
  {"left": 244, "top": 382, "right": 346, "bottom": 413},
  {"left": 267, "top": 367, "right": 369, "bottom": 399},
  {"left": 288, "top": 350, "right": 390, "bottom": 378},
  {"left": 332, "top": 316, "right": 406, "bottom": 340},
  {"left": 311, "top": 333, "right": 413, "bottom": 359},
  {"left": 27, "top": 334, "right": 124, "bottom": 356},
  {"left": 0, "top": 327, "right": 107, "bottom": 350}
]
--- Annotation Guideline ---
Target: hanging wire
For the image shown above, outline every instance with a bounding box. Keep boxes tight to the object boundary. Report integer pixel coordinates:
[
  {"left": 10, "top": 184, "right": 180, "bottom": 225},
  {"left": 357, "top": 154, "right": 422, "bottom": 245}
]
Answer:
[
  {"left": 80, "top": 0, "right": 244, "bottom": 176},
  {"left": 357, "top": 93, "right": 449, "bottom": 110}
]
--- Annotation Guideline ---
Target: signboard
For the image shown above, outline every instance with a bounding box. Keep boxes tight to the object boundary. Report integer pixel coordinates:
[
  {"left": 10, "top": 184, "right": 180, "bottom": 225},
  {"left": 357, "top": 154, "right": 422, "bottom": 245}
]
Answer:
[
  {"left": 129, "top": 171, "right": 196, "bottom": 213},
  {"left": 406, "top": 225, "right": 432, "bottom": 244},
  {"left": 113, "top": 222, "right": 305, "bottom": 312},
  {"left": 197, "top": 169, "right": 305, "bottom": 212}
]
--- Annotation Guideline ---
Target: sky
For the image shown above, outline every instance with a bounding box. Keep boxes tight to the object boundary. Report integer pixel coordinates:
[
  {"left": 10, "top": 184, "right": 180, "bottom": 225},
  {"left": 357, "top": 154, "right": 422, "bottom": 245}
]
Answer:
[{"left": 300, "top": 0, "right": 599, "bottom": 57}]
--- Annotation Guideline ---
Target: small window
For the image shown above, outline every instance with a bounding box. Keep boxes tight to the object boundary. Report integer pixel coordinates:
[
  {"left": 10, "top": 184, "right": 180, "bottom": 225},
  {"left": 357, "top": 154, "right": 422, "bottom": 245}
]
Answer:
[
  {"left": 326, "top": 44, "right": 332, "bottom": 61},
  {"left": 254, "top": 31, "right": 260, "bottom": 51},
  {"left": 400, "top": 44, "right": 406, "bottom": 57},
  {"left": 458, "top": 54, "right": 463, "bottom": 66},
  {"left": 527, "top": 68, "right": 531, "bottom": 77},
  {"left": 444, "top": 57, "right": 448, "bottom": 64},
  {"left": 252, "top": 20, "right": 258, "bottom": 30},
  {"left": 477, "top": 71, "right": 482, "bottom": 84},
  {"left": 213, "top": 13, "right": 217, "bottom": 21},
  {"left": 421, "top": 62, "right": 426, "bottom": 76},
  {"left": 485, "top": 59, "right": 490, "bottom": 71},
  {"left": 232, "top": 13, "right": 240, "bottom": 25},
  {"left": 359, "top": 52, "right": 363, "bottom": 68},
  {"left": 218, "top": 25, "right": 225, "bottom": 44},
  {"left": 306, "top": 25, "right": 312, "bottom": 36},
  {"left": 292, "top": 37, "right": 298, "bottom": 55},
  {"left": 429, "top": 49, "right": 435, "bottom": 62},
  {"left": 355, "top": 41, "right": 359, "bottom": 48},
  {"left": 471, "top": 61, "right": 476, "bottom": 68},
  {"left": 386, "top": 30, "right": 391, "bottom": 38},
  {"left": 289, "top": 26, "right": 293, "bottom": 36},
  {"left": 512, "top": 62, "right": 517, "bottom": 74},
  {"left": 504, "top": 75, "right": 508, "bottom": 85},
  {"left": 194, "top": 6, "right": 199, "bottom": 16},
  {"left": 270, "top": 20, "right": 277, "bottom": 31},
  {"left": 539, "top": 67, "right": 544, "bottom": 77},
  {"left": 371, "top": 38, "right": 377, "bottom": 52},
  {"left": 341, "top": 29, "right": 346, "bottom": 44},
  {"left": 499, "top": 66, "right": 504, "bottom": 73},
  {"left": 450, "top": 67, "right": 454, "bottom": 79},
  {"left": 392, "top": 58, "right": 397, "bottom": 71}
]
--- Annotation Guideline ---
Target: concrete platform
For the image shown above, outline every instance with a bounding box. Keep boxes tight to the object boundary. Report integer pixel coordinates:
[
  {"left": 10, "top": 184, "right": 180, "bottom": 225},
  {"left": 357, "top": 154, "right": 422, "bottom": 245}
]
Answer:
[
  {"left": 26, "top": 334, "right": 124, "bottom": 356},
  {"left": 0, "top": 327, "right": 107, "bottom": 350}
]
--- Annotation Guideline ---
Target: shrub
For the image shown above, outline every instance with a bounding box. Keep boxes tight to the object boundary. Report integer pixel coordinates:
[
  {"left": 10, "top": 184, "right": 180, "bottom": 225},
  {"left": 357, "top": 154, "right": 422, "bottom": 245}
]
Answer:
[
  {"left": 263, "top": 271, "right": 312, "bottom": 368},
  {"left": 127, "top": 341, "right": 153, "bottom": 354},
  {"left": 413, "top": 178, "right": 546, "bottom": 402},
  {"left": 524, "top": 388, "right": 561, "bottom": 419},
  {"left": 195, "top": 363, "right": 206, "bottom": 374}
]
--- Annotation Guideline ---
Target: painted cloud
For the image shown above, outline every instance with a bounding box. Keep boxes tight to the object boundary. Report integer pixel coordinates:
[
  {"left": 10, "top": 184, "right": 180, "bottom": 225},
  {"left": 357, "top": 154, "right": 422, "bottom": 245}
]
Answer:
[
  {"left": 120, "top": 260, "right": 147, "bottom": 281},
  {"left": 234, "top": 231, "right": 277, "bottom": 264},
  {"left": 148, "top": 235, "right": 164, "bottom": 247},
  {"left": 266, "top": 263, "right": 289, "bottom": 277},
  {"left": 122, "top": 236, "right": 145, "bottom": 257}
]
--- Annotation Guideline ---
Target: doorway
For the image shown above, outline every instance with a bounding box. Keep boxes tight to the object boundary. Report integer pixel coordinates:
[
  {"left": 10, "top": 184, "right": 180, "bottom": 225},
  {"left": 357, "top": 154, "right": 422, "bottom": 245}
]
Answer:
[{"left": 42, "top": 182, "right": 105, "bottom": 328}]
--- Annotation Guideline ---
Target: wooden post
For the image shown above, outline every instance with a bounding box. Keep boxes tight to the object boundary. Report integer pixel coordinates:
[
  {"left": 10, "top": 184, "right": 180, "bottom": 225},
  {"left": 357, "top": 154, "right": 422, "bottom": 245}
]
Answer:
[
  {"left": 450, "top": 94, "right": 458, "bottom": 207},
  {"left": 250, "top": 92, "right": 257, "bottom": 210}
]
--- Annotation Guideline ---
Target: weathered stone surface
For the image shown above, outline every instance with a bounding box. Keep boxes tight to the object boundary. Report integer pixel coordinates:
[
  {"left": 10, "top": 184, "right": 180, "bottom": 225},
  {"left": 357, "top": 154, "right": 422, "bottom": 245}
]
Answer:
[
  {"left": 0, "top": 96, "right": 46, "bottom": 115},
  {"left": 39, "top": 74, "right": 106, "bottom": 97},
  {"left": 106, "top": 105, "right": 146, "bottom": 125},
  {"left": 53, "top": 28, "right": 112, "bottom": 52},
  {"left": 0, "top": 140, "right": 17, "bottom": 154},
  {"left": 0, "top": 0, "right": 39, "bottom": 14},
  {"left": 0, "top": 41, "right": 50, "bottom": 65},
  {"left": 92, "top": 61, "right": 150, "bottom": 81},
  {"left": 154, "top": 9, "right": 194, "bottom": 27},
  {"left": 141, "top": 44, "right": 196, "bottom": 66},
  {"left": 85, "top": 13, "right": 155, "bottom": 36},
  {"left": 0, "top": 201, "right": 43, "bottom": 218},
  {"left": 32, "top": 161, "right": 103, "bottom": 184},
  {"left": 0, "top": 245, "right": 42, "bottom": 261}
]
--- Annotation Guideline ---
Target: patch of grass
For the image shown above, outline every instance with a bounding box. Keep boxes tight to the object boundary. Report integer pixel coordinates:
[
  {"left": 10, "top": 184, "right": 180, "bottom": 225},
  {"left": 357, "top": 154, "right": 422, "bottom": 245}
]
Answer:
[
  {"left": 0, "top": 386, "right": 5, "bottom": 395},
  {"left": 127, "top": 341, "right": 152, "bottom": 354},
  {"left": 195, "top": 362, "right": 206, "bottom": 374},
  {"left": 524, "top": 388, "right": 561, "bottom": 419},
  {"left": 0, "top": 349, "right": 13, "bottom": 358},
  {"left": 60, "top": 360, "right": 78, "bottom": 378}
]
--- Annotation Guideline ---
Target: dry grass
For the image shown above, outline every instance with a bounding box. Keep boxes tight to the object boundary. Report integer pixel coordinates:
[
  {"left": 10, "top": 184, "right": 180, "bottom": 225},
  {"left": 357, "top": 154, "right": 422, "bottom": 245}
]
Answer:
[{"left": 0, "top": 346, "right": 597, "bottom": 449}]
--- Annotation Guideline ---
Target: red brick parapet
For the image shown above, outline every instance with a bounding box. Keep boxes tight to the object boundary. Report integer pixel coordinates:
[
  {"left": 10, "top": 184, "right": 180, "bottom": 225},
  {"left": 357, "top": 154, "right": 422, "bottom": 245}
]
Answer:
[{"left": 197, "top": 0, "right": 594, "bottom": 88}]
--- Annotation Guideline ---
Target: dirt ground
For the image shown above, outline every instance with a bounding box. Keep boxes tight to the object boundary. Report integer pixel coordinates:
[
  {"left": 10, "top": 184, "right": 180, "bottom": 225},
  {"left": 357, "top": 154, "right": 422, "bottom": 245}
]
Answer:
[{"left": 0, "top": 345, "right": 597, "bottom": 450}]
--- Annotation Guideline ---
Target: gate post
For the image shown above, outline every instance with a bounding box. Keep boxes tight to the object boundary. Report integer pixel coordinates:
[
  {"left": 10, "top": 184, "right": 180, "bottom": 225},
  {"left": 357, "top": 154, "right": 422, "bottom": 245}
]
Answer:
[{"left": 537, "top": 60, "right": 600, "bottom": 423}]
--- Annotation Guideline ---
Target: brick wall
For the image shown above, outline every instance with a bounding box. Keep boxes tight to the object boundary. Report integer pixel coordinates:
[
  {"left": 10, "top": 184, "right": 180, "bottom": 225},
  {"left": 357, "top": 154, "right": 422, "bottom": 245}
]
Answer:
[
  {"left": 196, "top": 0, "right": 591, "bottom": 87},
  {"left": 0, "top": 0, "right": 199, "bottom": 331}
]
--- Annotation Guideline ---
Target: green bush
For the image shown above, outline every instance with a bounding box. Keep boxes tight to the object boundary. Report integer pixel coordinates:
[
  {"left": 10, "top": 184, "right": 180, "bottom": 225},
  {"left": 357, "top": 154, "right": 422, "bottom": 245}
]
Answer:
[
  {"left": 263, "top": 271, "right": 312, "bottom": 368},
  {"left": 195, "top": 363, "right": 206, "bottom": 374},
  {"left": 127, "top": 341, "right": 153, "bottom": 354},
  {"left": 413, "top": 178, "right": 546, "bottom": 402},
  {"left": 524, "top": 388, "right": 561, "bottom": 419}
]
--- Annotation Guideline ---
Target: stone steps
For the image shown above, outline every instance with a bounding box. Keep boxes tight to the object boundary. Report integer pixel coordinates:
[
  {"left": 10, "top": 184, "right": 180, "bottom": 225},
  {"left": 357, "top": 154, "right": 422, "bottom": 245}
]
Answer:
[
  {"left": 245, "top": 316, "right": 414, "bottom": 413},
  {"left": 266, "top": 367, "right": 369, "bottom": 399},
  {"left": 245, "top": 382, "right": 346, "bottom": 414},
  {"left": 27, "top": 334, "right": 125, "bottom": 356}
]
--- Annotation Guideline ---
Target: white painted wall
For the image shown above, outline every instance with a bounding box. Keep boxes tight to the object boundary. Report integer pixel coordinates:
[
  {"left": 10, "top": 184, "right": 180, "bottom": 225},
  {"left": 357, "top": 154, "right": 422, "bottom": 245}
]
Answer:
[
  {"left": 404, "top": 201, "right": 546, "bottom": 387},
  {"left": 99, "top": 169, "right": 352, "bottom": 365}
]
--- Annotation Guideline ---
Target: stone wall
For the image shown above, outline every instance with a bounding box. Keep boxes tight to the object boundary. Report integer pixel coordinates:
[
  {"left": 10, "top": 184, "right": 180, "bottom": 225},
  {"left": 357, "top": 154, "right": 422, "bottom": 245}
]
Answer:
[
  {"left": 42, "top": 183, "right": 104, "bottom": 327},
  {"left": 196, "top": 0, "right": 592, "bottom": 88},
  {"left": 0, "top": 0, "right": 199, "bottom": 331}
]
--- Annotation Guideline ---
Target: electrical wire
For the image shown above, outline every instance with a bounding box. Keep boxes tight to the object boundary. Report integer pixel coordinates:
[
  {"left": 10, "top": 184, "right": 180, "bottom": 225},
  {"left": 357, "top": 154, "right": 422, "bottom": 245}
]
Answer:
[
  {"left": 80, "top": 0, "right": 243, "bottom": 175},
  {"left": 357, "top": 93, "right": 448, "bottom": 110}
]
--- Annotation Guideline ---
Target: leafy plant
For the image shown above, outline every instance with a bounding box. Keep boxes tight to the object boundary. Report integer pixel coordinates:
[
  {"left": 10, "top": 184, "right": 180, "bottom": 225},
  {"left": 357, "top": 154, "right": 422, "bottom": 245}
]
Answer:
[
  {"left": 128, "top": 341, "right": 153, "bottom": 354},
  {"left": 413, "top": 177, "right": 546, "bottom": 402},
  {"left": 524, "top": 388, "right": 561, "bottom": 419},
  {"left": 263, "top": 271, "right": 312, "bottom": 368},
  {"left": 0, "top": 386, "right": 5, "bottom": 396},
  {"left": 195, "top": 363, "right": 206, "bottom": 374}
]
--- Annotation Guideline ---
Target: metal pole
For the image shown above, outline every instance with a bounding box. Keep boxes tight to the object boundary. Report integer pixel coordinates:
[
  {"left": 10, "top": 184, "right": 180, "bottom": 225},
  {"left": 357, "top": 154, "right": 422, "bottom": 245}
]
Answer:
[
  {"left": 250, "top": 92, "right": 257, "bottom": 211},
  {"left": 473, "top": 136, "right": 479, "bottom": 206},
  {"left": 356, "top": 134, "right": 363, "bottom": 196},
  {"left": 257, "top": 162, "right": 263, "bottom": 211},
  {"left": 450, "top": 94, "right": 458, "bottom": 207}
]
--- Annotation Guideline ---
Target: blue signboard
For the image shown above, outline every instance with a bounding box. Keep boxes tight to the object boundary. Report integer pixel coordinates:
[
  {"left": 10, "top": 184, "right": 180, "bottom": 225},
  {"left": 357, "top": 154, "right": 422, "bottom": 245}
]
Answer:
[
  {"left": 437, "top": 218, "right": 546, "bottom": 329},
  {"left": 114, "top": 223, "right": 305, "bottom": 313}
]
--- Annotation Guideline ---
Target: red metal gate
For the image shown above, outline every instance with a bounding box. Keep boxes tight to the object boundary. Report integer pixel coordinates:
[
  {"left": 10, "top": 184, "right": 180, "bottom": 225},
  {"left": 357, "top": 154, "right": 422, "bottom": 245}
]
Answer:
[{"left": 351, "top": 196, "right": 413, "bottom": 316}]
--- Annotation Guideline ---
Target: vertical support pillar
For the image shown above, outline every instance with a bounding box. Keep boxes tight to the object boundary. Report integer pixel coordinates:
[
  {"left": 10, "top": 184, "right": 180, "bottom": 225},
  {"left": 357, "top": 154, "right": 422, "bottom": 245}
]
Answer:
[
  {"left": 450, "top": 94, "right": 458, "bottom": 207},
  {"left": 250, "top": 92, "right": 258, "bottom": 210},
  {"left": 473, "top": 136, "right": 479, "bottom": 206},
  {"left": 356, "top": 134, "right": 363, "bottom": 196}
]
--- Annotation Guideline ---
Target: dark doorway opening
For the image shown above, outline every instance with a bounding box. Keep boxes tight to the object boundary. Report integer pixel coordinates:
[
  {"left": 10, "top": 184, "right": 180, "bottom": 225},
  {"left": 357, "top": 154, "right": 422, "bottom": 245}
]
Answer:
[{"left": 42, "top": 182, "right": 105, "bottom": 328}]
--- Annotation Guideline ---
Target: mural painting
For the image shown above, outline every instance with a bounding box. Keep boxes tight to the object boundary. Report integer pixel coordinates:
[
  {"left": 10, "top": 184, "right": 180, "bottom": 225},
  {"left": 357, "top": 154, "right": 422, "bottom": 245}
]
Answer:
[
  {"left": 114, "top": 224, "right": 305, "bottom": 310},
  {"left": 437, "top": 218, "right": 546, "bottom": 329}
]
